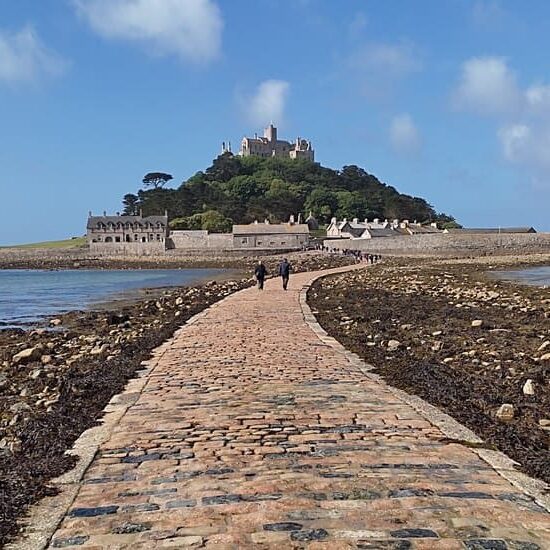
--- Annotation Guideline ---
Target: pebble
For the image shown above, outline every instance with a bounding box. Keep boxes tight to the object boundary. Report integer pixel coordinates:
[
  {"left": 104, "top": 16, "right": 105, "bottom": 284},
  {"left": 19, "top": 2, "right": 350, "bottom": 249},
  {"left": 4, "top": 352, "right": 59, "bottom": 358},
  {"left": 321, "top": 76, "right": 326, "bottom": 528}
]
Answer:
[
  {"left": 496, "top": 404, "right": 515, "bottom": 422},
  {"left": 471, "top": 320, "right": 484, "bottom": 328},
  {"left": 387, "top": 340, "right": 401, "bottom": 351},
  {"left": 522, "top": 379, "right": 535, "bottom": 396}
]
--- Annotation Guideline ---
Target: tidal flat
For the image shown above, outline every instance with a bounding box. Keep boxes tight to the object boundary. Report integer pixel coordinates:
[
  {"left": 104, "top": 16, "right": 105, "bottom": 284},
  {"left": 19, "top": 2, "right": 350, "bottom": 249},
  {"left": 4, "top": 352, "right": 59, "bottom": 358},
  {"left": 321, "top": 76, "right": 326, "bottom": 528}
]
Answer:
[{"left": 309, "top": 254, "right": 550, "bottom": 487}]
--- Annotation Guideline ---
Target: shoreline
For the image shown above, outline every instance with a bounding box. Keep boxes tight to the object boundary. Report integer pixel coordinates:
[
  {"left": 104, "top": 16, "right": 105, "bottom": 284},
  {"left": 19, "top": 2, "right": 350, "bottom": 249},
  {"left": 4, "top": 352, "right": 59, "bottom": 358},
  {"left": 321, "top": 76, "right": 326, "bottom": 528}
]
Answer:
[
  {"left": 309, "top": 253, "right": 550, "bottom": 486},
  {"left": 0, "top": 252, "right": 356, "bottom": 546}
]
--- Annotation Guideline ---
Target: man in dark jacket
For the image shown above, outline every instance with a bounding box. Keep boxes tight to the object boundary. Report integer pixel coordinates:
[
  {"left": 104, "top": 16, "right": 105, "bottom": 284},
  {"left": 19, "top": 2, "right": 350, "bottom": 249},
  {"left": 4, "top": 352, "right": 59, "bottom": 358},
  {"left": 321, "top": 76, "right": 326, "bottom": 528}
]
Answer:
[
  {"left": 254, "top": 260, "right": 267, "bottom": 290},
  {"left": 278, "top": 258, "right": 291, "bottom": 290}
]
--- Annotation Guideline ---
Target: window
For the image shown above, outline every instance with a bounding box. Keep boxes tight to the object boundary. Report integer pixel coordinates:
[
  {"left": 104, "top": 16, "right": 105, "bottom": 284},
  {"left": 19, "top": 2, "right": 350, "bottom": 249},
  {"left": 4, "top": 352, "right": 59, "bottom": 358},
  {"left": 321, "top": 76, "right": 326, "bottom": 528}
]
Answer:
[
  {"left": 105, "top": 236, "right": 113, "bottom": 243},
  {"left": 115, "top": 236, "right": 121, "bottom": 242},
  {"left": 241, "top": 238, "right": 248, "bottom": 244},
  {"left": 156, "top": 234, "right": 161, "bottom": 241},
  {"left": 134, "top": 234, "right": 138, "bottom": 241}
]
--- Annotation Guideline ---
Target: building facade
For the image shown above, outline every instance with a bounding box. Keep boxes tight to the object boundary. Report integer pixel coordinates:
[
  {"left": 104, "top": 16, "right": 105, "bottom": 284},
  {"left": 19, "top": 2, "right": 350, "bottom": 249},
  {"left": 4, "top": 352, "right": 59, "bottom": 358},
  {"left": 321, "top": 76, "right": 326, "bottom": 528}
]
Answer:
[
  {"left": 232, "top": 220, "right": 310, "bottom": 249},
  {"left": 87, "top": 213, "right": 168, "bottom": 255},
  {"left": 238, "top": 124, "right": 314, "bottom": 161}
]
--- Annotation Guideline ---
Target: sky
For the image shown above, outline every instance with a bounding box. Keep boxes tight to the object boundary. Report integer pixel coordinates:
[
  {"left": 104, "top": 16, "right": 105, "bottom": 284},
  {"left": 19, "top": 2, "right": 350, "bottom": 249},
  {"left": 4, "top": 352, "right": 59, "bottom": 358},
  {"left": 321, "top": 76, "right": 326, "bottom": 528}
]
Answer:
[{"left": 1, "top": 0, "right": 550, "bottom": 245}]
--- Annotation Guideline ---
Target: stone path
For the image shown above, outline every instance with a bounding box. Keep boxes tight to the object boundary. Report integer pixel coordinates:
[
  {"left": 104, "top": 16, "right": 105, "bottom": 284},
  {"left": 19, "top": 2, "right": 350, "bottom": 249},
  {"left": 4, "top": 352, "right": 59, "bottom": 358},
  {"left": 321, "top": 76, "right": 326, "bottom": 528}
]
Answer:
[{"left": 35, "top": 266, "right": 550, "bottom": 548}]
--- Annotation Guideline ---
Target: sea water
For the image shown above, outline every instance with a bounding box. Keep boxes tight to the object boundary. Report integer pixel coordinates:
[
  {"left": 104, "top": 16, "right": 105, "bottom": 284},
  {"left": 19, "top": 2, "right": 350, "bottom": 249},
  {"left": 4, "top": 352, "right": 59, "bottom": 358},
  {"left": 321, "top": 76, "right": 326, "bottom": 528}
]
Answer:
[
  {"left": 492, "top": 265, "right": 550, "bottom": 288},
  {"left": 0, "top": 268, "right": 228, "bottom": 328}
]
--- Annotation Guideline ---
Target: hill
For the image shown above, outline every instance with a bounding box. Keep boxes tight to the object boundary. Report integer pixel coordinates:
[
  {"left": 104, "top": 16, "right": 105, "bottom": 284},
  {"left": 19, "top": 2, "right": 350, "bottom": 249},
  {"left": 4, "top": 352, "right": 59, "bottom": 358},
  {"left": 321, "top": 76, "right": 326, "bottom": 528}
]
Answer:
[{"left": 122, "top": 154, "right": 458, "bottom": 232}]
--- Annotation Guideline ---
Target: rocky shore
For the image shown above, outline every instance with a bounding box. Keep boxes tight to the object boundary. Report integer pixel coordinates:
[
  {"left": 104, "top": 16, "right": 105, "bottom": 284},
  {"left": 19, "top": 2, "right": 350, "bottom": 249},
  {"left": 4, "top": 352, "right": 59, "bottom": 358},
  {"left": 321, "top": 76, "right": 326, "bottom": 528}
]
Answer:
[
  {"left": 0, "top": 252, "right": 355, "bottom": 546},
  {"left": 309, "top": 254, "right": 550, "bottom": 487}
]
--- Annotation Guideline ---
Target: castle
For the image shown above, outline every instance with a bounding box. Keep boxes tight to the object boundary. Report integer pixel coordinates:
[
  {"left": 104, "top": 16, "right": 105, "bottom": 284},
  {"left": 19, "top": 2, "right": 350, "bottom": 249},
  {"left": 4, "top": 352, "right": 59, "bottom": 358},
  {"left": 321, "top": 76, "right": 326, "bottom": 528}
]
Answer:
[{"left": 226, "top": 124, "right": 314, "bottom": 161}]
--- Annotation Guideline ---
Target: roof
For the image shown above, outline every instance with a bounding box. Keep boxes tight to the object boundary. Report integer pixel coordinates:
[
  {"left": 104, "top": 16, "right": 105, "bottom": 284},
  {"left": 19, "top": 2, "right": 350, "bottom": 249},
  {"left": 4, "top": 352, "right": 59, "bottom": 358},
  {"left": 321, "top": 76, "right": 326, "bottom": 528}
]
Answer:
[
  {"left": 363, "top": 228, "right": 398, "bottom": 238},
  {"left": 445, "top": 227, "right": 536, "bottom": 234},
  {"left": 407, "top": 225, "right": 441, "bottom": 234},
  {"left": 232, "top": 223, "right": 310, "bottom": 235},
  {"left": 87, "top": 215, "right": 167, "bottom": 230}
]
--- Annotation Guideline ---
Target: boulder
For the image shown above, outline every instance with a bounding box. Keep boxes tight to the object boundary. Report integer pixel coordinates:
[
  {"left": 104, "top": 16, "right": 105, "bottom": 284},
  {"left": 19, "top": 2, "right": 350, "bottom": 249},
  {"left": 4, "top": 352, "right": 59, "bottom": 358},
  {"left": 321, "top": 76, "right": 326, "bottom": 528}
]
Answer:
[
  {"left": 496, "top": 404, "right": 515, "bottom": 422},
  {"left": 538, "top": 340, "right": 549, "bottom": 352},
  {"left": 540, "top": 352, "right": 550, "bottom": 362},
  {"left": 13, "top": 346, "right": 43, "bottom": 365},
  {"left": 471, "top": 320, "right": 483, "bottom": 328},
  {"left": 49, "top": 318, "right": 62, "bottom": 326}
]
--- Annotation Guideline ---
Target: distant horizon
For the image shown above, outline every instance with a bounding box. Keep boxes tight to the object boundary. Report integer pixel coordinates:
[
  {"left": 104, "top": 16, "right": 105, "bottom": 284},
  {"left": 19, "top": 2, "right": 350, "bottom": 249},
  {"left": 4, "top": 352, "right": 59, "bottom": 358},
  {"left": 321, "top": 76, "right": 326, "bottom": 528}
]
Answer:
[{"left": 2, "top": 0, "right": 550, "bottom": 245}]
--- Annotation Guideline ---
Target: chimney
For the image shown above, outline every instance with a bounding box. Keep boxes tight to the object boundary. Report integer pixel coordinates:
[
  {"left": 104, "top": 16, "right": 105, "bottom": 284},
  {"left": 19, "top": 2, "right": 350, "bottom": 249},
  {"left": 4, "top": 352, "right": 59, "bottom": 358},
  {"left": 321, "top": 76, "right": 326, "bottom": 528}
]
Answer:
[
  {"left": 103, "top": 210, "right": 107, "bottom": 216},
  {"left": 264, "top": 218, "right": 270, "bottom": 224},
  {"left": 289, "top": 214, "right": 295, "bottom": 225},
  {"left": 297, "top": 213, "right": 302, "bottom": 224},
  {"left": 254, "top": 219, "right": 258, "bottom": 224},
  {"left": 331, "top": 217, "right": 337, "bottom": 224},
  {"left": 353, "top": 218, "right": 358, "bottom": 224},
  {"left": 88, "top": 210, "right": 92, "bottom": 217},
  {"left": 364, "top": 218, "right": 369, "bottom": 225}
]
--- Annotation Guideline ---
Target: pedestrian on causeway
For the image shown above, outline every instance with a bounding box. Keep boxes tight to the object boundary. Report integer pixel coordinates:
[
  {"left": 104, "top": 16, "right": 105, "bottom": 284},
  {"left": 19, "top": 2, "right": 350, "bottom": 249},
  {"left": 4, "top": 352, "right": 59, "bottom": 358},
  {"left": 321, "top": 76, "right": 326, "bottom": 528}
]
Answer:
[
  {"left": 254, "top": 260, "right": 267, "bottom": 290},
  {"left": 278, "top": 257, "right": 291, "bottom": 290}
]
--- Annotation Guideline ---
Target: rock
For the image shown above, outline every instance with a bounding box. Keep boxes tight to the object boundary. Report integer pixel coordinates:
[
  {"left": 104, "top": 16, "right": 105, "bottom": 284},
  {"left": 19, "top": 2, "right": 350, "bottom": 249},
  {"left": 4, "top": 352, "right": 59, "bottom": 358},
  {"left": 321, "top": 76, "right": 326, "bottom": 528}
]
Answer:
[
  {"left": 471, "top": 320, "right": 483, "bottom": 328},
  {"left": 400, "top": 324, "right": 413, "bottom": 330},
  {"left": 41, "top": 355, "right": 52, "bottom": 365},
  {"left": 540, "top": 352, "right": 550, "bottom": 362},
  {"left": 50, "top": 318, "right": 62, "bottom": 326},
  {"left": 522, "top": 379, "right": 535, "bottom": 396},
  {"left": 0, "top": 373, "right": 8, "bottom": 388},
  {"left": 13, "top": 346, "right": 43, "bottom": 365},
  {"left": 387, "top": 340, "right": 401, "bottom": 352},
  {"left": 90, "top": 344, "right": 108, "bottom": 356},
  {"left": 538, "top": 340, "right": 549, "bottom": 352},
  {"left": 432, "top": 330, "right": 443, "bottom": 336},
  {"left": 496, "top": 404, "right": 514, "bottom": 422},
  {"left": 431, "top": 341, "right": 443, "bottom": 352},
  {"left": 538, "top": 419, "right": 550, "bottom": 428}
]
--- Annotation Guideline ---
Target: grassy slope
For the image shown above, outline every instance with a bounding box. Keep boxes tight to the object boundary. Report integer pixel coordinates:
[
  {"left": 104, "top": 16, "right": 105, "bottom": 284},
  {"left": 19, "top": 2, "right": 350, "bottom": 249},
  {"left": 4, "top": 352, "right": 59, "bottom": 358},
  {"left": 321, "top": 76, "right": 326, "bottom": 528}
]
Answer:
[{"left": 1, "top": 237, "right": 87, "bottom": 249}]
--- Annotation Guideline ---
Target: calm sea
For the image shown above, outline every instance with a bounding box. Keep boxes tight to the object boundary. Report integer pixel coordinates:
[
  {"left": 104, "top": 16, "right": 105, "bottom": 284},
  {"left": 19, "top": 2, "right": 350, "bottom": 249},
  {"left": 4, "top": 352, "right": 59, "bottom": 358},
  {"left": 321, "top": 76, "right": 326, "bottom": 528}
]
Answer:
[
  {"left": 492, "top": 265, "right": 550, "bottom": 287},
  {"left": 0, "top": 269, "right": 228, "bottom": 328}
]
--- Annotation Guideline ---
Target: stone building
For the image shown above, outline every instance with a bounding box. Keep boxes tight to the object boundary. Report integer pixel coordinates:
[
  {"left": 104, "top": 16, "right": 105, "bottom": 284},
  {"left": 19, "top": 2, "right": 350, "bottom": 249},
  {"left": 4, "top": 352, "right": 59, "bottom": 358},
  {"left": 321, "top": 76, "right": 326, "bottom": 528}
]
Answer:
[
  {"left": 87, "top": 212, "right": 168, "bottom": 255},
  {"left": 238, "top": 124, "right": 314, "bottom": 161},
  {"left": 232, "top": 219, "right": 310, "bottom": 249}
]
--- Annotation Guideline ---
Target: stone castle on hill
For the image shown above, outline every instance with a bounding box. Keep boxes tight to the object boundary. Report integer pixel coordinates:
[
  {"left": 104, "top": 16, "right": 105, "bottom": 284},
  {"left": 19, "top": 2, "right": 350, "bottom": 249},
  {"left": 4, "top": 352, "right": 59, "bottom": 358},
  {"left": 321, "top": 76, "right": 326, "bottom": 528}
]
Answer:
[{"left": 222, "top": 124, "right": 314, "bottom": 161}]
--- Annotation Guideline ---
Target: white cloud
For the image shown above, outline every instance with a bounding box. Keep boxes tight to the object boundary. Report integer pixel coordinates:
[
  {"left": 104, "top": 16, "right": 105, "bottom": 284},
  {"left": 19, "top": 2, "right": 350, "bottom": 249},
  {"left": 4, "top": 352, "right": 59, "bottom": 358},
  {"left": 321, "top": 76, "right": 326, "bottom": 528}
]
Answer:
[
  {"left": 246, "top": 80, "right": 290, "bottom": 126},
  {"left": 73, "top": 0, "right": 223, "bottom": 64},
  {"left": 472, "top": 0, "right": 506, "bottom": 28},
  {"left": 453, "top": 56, "right": 521, "bottom": 115},
  {"left": 350, "top": 41, "right": 421, "bottom": 79},
  {"left": 498, "top": 123, "right": 550, "bottom": 185},
  {"left": 0, "top": 25, "right": 67, "bottom": 84},
  {"left": 525, "top": 84, "right": 550, "bottom": 116},
  {"left": 389, "top": 113, "right": 421, "bottom": 156}
]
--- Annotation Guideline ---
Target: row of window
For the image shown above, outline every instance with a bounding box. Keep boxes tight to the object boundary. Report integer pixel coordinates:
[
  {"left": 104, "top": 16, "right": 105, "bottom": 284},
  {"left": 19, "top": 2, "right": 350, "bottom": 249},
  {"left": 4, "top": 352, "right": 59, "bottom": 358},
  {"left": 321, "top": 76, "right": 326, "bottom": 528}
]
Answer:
[
  {"left": 93, "top": 234, "right": 164, "bottom": 243},
  {"left": 94, "top": 222, "right": 165, "bottom": 230}
]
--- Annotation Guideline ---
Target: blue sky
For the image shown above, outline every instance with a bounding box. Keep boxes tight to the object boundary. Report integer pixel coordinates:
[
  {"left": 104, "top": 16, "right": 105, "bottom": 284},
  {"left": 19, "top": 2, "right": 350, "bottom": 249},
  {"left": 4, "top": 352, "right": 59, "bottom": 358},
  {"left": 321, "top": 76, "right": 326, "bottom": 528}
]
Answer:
[{"left": 1, "top": 0, "right": 550, "bottom": 245}]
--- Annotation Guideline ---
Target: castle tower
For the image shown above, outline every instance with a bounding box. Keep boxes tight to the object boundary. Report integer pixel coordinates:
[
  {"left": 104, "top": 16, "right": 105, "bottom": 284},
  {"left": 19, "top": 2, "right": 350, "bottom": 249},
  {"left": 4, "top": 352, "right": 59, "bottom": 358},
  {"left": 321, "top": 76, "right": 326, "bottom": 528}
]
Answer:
[{"left": 264, "top": 123, "right": 277, "bottom": 143}]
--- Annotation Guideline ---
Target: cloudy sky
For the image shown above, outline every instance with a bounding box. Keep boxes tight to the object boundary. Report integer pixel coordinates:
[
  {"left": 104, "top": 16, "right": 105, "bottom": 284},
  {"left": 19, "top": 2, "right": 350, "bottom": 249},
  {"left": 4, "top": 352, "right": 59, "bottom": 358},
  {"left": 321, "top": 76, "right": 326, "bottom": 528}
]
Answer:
[{"left": 1, "top": 0, "right": 550, "bottom": 244}]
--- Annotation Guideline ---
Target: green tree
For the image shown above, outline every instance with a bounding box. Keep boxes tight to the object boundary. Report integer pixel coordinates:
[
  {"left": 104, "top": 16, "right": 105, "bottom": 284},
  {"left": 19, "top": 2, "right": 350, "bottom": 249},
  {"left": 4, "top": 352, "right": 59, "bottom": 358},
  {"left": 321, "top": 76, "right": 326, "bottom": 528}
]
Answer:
[
  {"left": 142, "top": 172, "right": 173, "bottom": 189},
  {"left": 304, "top": 188, "right": 339, "bottom": 223},
  {"left": 122, "top": 193, "right": 139, "bottom": 215}
]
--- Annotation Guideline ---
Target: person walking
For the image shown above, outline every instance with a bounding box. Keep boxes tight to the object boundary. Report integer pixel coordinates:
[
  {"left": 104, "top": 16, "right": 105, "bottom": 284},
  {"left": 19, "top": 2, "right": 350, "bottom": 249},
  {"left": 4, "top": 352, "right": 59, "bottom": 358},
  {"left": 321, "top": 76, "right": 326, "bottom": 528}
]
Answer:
[
  {"left": 278, "top": 257, "right": 291, "bottom": 290},
  {"left": 254, "top": 260, "right": 267, "bottom": 290}
]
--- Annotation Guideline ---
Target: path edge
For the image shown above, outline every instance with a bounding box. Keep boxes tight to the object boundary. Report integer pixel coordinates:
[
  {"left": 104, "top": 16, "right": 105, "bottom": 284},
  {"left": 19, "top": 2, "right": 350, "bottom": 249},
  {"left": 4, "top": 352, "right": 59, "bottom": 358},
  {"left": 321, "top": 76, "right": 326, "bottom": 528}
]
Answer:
[
  {"left": 298, "top": 270, "right": 550, "bottom": 514},
  {"left": 4, "top": 302, "right": 225, "bottom": 550}
]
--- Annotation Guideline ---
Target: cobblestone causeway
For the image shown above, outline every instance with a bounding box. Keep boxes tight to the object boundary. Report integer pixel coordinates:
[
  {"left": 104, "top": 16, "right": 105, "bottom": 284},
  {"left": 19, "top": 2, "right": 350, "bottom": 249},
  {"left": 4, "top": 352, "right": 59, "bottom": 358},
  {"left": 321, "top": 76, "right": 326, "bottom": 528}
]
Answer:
[{"left": 45, "top": 266, "right": 549, "bottom": 549}]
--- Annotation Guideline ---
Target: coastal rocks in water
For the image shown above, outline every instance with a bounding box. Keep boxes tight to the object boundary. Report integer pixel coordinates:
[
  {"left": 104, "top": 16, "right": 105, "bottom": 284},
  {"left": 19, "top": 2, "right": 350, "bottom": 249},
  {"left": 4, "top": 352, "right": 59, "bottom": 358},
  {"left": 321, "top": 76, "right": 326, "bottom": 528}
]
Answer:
[
  {"left": 496, "top": 404, "right": 515, "bottom": 422},
  {"left": 471, "top": 320, "right": 484, "bottom": 328},
  {"left": 522, "top": 379, "right": 535, "bottom": 396},
  {"left": 12, "top": 346, "right": 43, "bottom": 365}
]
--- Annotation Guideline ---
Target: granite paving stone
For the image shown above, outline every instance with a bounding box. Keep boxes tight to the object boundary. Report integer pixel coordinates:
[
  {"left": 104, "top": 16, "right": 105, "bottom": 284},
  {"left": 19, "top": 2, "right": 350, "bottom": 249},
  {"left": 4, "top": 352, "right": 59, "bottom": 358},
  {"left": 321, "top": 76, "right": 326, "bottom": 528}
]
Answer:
[{"left": 44, "top": 265, "right": 549, "bottom": 549}]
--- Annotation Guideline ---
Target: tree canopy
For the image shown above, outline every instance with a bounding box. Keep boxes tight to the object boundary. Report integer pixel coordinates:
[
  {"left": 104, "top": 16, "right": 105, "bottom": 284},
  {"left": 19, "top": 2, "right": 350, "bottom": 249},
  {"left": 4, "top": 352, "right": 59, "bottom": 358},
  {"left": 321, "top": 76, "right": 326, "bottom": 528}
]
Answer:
[
  {"left": 142, "top": 172, "right": 173, "bottom": 189},
  {"left": 124, "top": 154, "right": 458, "bottom": 232}
]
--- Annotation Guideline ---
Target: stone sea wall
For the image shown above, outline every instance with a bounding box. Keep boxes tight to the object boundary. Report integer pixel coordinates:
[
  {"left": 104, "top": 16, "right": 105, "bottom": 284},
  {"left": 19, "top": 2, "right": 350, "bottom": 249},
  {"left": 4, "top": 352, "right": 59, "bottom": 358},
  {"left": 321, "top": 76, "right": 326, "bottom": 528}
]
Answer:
[{"left": 324, "top": 232, "right": 550, "bottom": 255}]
